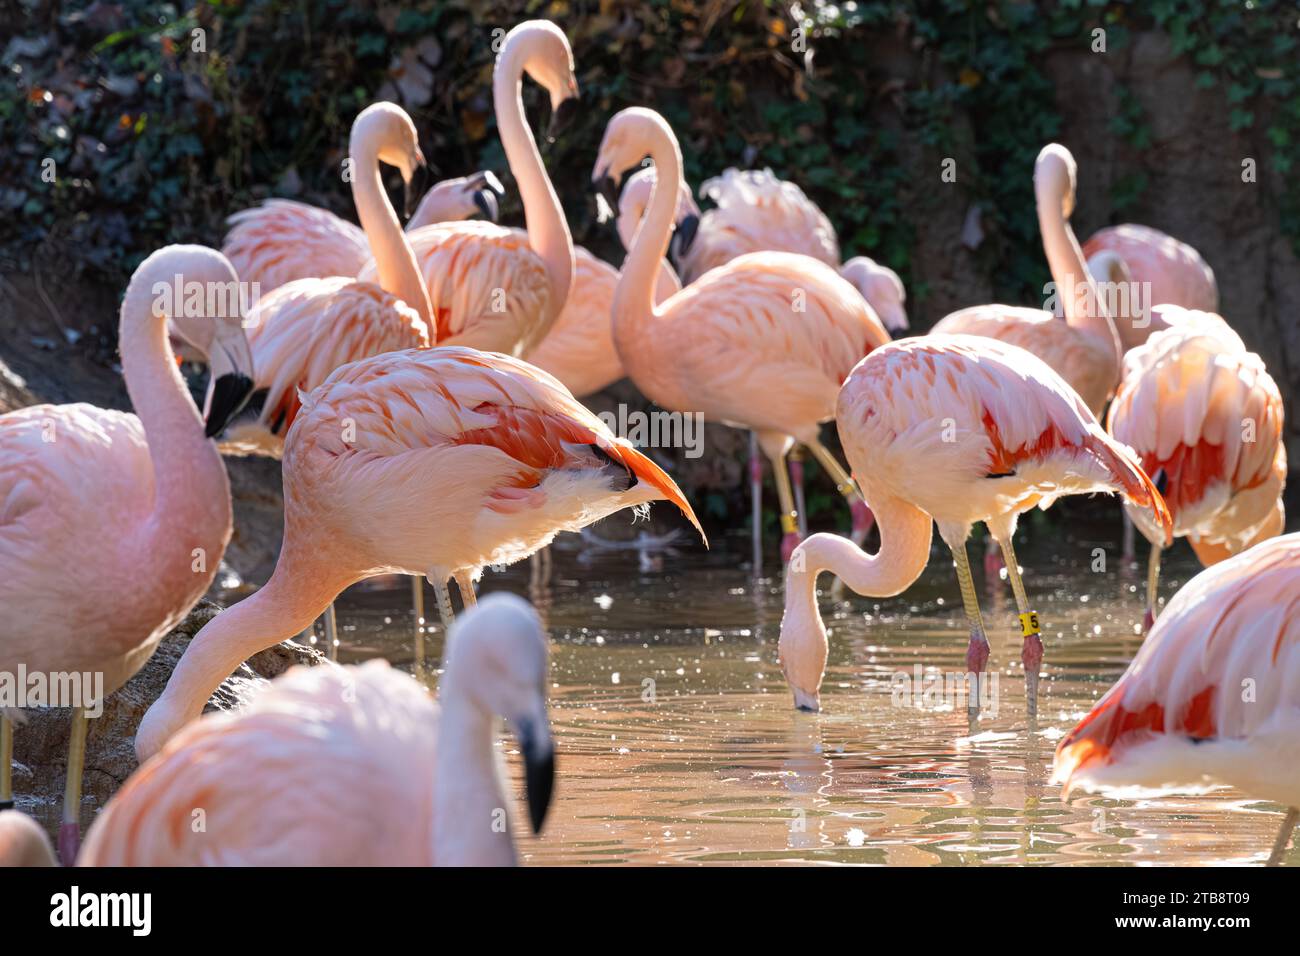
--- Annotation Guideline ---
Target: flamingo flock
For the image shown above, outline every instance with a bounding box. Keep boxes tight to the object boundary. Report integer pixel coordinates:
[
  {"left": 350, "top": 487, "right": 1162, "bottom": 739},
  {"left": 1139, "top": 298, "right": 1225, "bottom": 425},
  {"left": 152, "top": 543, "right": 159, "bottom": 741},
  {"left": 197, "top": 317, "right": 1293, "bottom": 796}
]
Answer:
[{"left": 1, "top": 17, "right": 1293, "bottom": 869}]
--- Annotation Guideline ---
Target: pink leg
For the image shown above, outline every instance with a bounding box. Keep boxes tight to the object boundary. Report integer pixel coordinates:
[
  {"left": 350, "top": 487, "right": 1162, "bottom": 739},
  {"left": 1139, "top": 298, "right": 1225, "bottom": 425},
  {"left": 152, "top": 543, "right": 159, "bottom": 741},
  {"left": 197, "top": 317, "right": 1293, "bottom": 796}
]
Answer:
[
  {"left": 59, "top": 823, "right": 80, "bottom": 866},
  {"left": 983, "top": 533, "right": 1004, "bottom": 583},
  {"left": 749, "top": 433, "right": 763, "bottom": 573}
]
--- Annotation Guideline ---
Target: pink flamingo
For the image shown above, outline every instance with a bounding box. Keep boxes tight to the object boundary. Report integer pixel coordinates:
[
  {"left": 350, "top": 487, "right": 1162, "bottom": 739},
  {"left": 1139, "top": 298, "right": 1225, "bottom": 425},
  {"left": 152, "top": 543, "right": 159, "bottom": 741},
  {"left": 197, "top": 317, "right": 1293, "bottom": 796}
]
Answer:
[
  {"left": 83, "top": 594, "right": 554, "bottom": 866},
  {"left": 0, "top": 246, "right": 256, "bottom": 863},
  {"left": 1054, "top": 532, "right": 1300, "bottom": 866},
  {"left": 134, "top": 346, "right": 703, "bottom": 761},
  {"left": 223, "top": 170, "right": 502, "bottom": 294},
  {"left": 358, "top": 21, "right": 578, "bottom": 357},
  {"left": 778, "top": 335, "right": 1172, "bottom": 717},
  {"left": 525, "top": 169, "right": 693, "bottom": 398},
  {"left": 1108, "top": 319, "right": 1285, "bottom": 629},
  {"left": 593, "top": 108, "right": 889, "bottom": 567},
  {"left": 0, "top": 810, "right": 56, "bottom": 867},
  {"left": 216, "top": 102, "right": 434, "bottom": 457},
  {"left": 1083, "top": 223, "right": 1218, "bottom": 352}
]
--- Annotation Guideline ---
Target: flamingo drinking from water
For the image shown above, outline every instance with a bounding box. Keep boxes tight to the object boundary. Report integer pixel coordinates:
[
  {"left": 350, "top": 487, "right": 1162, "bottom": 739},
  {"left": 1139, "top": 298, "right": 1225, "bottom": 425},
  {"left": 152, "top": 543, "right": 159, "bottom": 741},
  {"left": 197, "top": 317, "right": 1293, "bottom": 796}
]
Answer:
[
  {"left": 593, "top": 107, "right": 889, "bottom": 567},
  {"left": 359, "top": 21, "right": 578, "bottom": 357},
  {"left": 135, "top": 346, "right": 702, "bottom": 761},
  {"left": 0, "top": 246, "right": 256, "bottom": 863},
  {"left": 1053, "top": 532, "right": 1300, "bottom": 866},
  {"left": 1107, "top": 319, "right": 1285, "bottom": 629},
  {"left": 778, "top": 335, "right": 1171, "bottom": 717},
  {"left": 83, "top": 594, "right": 554, "bottom": 866}
]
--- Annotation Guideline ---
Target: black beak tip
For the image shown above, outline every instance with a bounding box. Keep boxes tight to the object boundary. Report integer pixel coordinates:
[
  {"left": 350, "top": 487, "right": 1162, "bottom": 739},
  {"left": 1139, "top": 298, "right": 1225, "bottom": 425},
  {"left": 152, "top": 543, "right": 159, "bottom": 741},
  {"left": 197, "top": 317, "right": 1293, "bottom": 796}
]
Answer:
[
  {"left": 673, "top": 212, "right": 700, "bottom": 259},
  {"left": 547, "top": 96, "right": 581, "bottom": 142},
  {"left": 473, "top": 188, "right": 500, "bottom": 222},
  {"left": 525, "top": 747, "right": 556, "bottom": 834},
  {"left": 595, "top": 173, "right": 619, "bottom": 209},
  {"left": 205, "top": 373, "right": 256, "bottom": 439}
]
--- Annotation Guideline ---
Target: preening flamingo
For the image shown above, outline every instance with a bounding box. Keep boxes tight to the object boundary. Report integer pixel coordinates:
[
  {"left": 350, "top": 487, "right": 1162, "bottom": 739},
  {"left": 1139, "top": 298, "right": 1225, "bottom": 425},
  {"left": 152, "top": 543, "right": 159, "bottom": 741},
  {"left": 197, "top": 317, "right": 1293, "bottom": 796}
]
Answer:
[
  {"left": 1083, "top": 223, "right": 1218, "bottom": 352},
  {"left": 135, "top": 346, "right": 703, "bottom": 761},
  {"left": 778, "top": 335, "right": 1172, "bottom": 717},
  {"left": 1107, "top": 319, "right": 1285, "bottom": 629},
  {"left": 526, "top": 169, "right": 692, "bottom": 397},
  {"left": 0, "top": 245, "right": 255, "bottom": 863},
  {"left": 933, "top": 144, "right": 1123, "bottom": 418},
  {"left": 359, "top": 20, "right": 577, "bottom": 356},
  {"left": 1053, "top": 532, "right": 1300, "bottom": 866},
  {"left": 593, "top": 107, "right": 889, "bottom": 566},
  {"left": 84, "top": 594, "right": 554, "bottom": 866},
  {"left": 0, "top": 810, "right": 56, "bottom": 867},
  {"left": 222, "top": 171, "right": 503, "bottom": 295}
]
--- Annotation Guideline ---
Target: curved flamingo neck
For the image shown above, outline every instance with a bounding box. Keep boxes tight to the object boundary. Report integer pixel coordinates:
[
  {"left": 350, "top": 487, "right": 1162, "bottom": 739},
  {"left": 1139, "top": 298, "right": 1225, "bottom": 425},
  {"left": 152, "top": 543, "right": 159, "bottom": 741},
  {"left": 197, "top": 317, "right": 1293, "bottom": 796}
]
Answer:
[
  {"left": 1036, "top": 186, "right": 1122, "bottom": 378},
  {"left": 118, "top": 262, "right": 230, "bottom": 558},
  {"left": 432, "top": 679, "right": 515, "bottom": 865},
  {"left": 611, "top": 119, "right": 682, "bottom": 367},
  {"left": 351, "top": 136, "right": 433, "bottom": 326},
  {"left": 495, "top": 38, "right": 573, "bottom": 317}
]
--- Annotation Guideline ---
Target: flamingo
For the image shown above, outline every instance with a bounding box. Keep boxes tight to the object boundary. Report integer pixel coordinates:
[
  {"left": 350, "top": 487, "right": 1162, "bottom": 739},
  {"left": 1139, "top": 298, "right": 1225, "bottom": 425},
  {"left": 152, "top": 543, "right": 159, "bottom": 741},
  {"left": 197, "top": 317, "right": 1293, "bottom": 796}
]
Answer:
[
  {"left": 134, "top": 346, "right": 703, "bottom": 761},
  {"left": 1083, "top": 223, "right": 1219, "bottom": 353},
  {"left": 83, "top": 594, "right": 554, "bottom": 866},
  {"left": 933, "top": 144, "right": 1122, "bottom": 419},
  {"left": 1107, "top": 319, "right": 1285, "bottom": 629},
  {"left": 222, "top": 171, "right": 503, "bottom": 295},
  {"left": 778, "top": 335, "right": 1172, "bottom": 717},
  {"left": 1053, "top": 532, "right": 1300, "bottom": 866},
  {"left": 592, "top": 107, "right": 889, "bottom": 567},
  {"left": 358, "top": 21, "right": 577, "bottom": 357},
  {"left": 0, "top": 245, "right": 256, "bottom": 863},
  {"left": 0, "top": 810, "right": 56, "bottom": 867},
  {"left": 525, "top": 168, "right": 694, "bottom": 398}
]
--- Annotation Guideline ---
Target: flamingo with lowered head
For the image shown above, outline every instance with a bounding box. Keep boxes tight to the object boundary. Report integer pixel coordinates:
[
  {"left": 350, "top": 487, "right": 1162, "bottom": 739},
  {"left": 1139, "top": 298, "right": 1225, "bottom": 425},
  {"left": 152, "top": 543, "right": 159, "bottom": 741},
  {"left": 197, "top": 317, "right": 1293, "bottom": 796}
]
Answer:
[
  {"left": 593, "top": 107, "right": 889, "bottom": 566},
  {"left": 359, "top": 21, "right": 577, "bottom": 357},
  {"left": 83, "top": 594, "right": 554, "bottom": 866},
  {"left": 1108, "top": 319, "right": 1285, "bottom": 629},
  {"left": 0, "top": 245, "right": 256, "bottom": 863},
  {"left": 1053, "top": 532, "right": 1300, "bottom": 866},
  {"left": 135, "top": 346, "right": 702, "bottom": 761},
  {"left": 778, "top": 335, "right": 1172, "bottom": 717}
]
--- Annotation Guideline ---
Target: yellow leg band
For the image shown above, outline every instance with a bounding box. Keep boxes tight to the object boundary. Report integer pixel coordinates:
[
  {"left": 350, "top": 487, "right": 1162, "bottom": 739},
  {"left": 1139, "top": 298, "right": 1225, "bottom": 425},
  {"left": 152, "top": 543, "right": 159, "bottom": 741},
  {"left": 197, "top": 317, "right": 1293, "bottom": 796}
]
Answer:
[
  {"left": 781, "top": 512, "right": 799, "bottom": 534},
  {"left": 1018, "top": 611, "right": 1041, "bottom": 637}
]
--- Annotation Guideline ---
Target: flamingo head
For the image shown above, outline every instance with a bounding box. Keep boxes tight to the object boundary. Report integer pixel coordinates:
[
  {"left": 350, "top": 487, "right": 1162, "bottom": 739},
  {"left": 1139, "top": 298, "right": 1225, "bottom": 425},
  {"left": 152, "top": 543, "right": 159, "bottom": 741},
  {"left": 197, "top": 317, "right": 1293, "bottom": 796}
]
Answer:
[
  {"left": 444, "top": 593, "right": 556, "bottom": 834},
  {"left": 353, "top": 102, "right": 425, "bottom": 186},
  {"left": 593, "top": 108, "right": 680, "bottom": 218},
  {"left": 614, "top": 164, "right": 702, "bottom": 258},
  {"left": 407, "top": 170, "right": 506, "bottom": 231},
  {"left": 840, "top": 256, "right": 909, "bottom": 336},
  {"left": 1034, "top": 143, "right": 1078, "bottom": 220},
  {"left": 151, "top": 246, "right": 257, "bottom": 438},
  {"left": 1087, "top": 249, "right": 1150, "bottom": 352},
  {"left": 504, "top": 21, "right": 579, "bottom": 139},
  {"left": 778, "top": 544, "right": 830, "bottom": 713}
]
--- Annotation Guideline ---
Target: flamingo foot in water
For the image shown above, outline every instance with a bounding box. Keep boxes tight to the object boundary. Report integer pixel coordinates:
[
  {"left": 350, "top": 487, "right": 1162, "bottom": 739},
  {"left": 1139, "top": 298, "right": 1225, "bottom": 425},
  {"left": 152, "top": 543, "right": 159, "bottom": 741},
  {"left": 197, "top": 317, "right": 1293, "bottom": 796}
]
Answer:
[
  {"left": 58, "top": 821, "right": 79, "bottom": 866},
  {"left": 966, "top": 633, "right": 990, "bottom": 719}
]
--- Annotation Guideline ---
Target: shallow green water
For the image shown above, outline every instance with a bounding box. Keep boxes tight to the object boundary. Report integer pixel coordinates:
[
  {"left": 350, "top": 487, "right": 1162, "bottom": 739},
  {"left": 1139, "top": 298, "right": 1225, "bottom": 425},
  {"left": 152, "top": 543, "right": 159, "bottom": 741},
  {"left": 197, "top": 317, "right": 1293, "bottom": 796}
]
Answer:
[{"left": 324, "top": 522, "right": 1292, "bottom": 867}]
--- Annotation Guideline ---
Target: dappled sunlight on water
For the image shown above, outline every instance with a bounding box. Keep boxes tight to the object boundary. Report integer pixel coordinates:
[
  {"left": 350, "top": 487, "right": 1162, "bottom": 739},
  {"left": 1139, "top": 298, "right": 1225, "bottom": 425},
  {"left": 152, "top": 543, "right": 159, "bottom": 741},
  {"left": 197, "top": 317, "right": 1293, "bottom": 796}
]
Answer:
[{"left": 325, "top": 520, "right": 1291, "bottom": 867}]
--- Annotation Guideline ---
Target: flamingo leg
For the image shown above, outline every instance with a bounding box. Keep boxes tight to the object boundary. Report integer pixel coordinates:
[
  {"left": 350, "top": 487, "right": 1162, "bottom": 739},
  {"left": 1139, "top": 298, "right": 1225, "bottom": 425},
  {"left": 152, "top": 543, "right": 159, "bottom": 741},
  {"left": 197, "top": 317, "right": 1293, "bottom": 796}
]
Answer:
[
  {"left": 411, "top": 576, "right": 426, "bottom": 684},
  {"left": 758, "top": 433, "right": 801, "bottom": 564},
  {"left": 59, "top": 706, "right": 88, "bottom": 865},
  {"left": 323, "top": 601, "right": 339, "bottom": 662},
  {"left": 804, "top": 438, "right": 874, "bottom": 547},
  {"left": 1268, "top": 807, "right": 1298, "bottom": 866},
  {"left": 749, "top": 431, "right": 763, "bottom": 574},
  {"left": 0, "top": 713, "right": 12, "bottom": 810},
  {"left": 950, "top": 541, "right": 991, "bottom": 722},
  {"left": 789, "top": 446, "right": 809, "bottom": 538},
  {"left": 983, "top": 532, "right": 1004, "bottom": 585},
  {"left": 1144, "top": 542, "right": 1163, "bottom": 633},
  {"left": 455, "top": 571, "right": 478, "bottom": 609},
  {"left": 432, "top": 578, "right": 456, "bottom": 633},
  {"left": 1121, "top": 510, "right": 1136, "bottom": 565},
  {"left": 995, "top": 534, "right": 1044, "bottom": 718}
]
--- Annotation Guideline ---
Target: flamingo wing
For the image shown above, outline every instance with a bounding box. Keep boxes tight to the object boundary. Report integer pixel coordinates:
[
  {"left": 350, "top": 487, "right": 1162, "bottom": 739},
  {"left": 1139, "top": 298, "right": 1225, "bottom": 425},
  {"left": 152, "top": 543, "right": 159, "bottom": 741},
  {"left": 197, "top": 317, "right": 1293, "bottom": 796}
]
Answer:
[
  {"left": 1108, "top": 328, "right": 1283, "bottom": 546},
  {"left": 223, "top": 277, "right": 429, "bottom": 456},
  {"left": 79, "top": 660, "right": 439, "bottom": 866},
  {"left": 361, "top": 221, "right": 554, "bottom": 355},
  {"left": 222, "top": 200, "right": 370, "bottom": 293},
  {"left": 1054, "top": 533, "right": 1300, "bottom": 804},
  {"left": 1083, "top": 224, "right": 1218, "bottom": 313},
  {"left": 681, "top": 169, "right": 840, "bottom": 283}
]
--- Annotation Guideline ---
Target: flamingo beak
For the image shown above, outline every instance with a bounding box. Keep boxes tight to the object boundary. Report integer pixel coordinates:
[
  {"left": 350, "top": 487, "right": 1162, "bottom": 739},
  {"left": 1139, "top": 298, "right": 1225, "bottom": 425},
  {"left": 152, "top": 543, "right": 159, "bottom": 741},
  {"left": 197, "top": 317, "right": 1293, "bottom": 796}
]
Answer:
[
  {"left": 546, "top": 94, "right": 581, "bottom": 143},
  {"left": 472, "top": 188, "right": 500, "bottom": 222},
  {"left": 671, "top": 211, "right": 700, "bottom": 260},
  {"left": 513, "top": 712, "right": 555, "bottom": 834},
  {"left": 205, "top": 372, "right": 256, "bottom": 439},
  {"left": 593, "top": 170, "right": 620, "bottom": 210}
]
